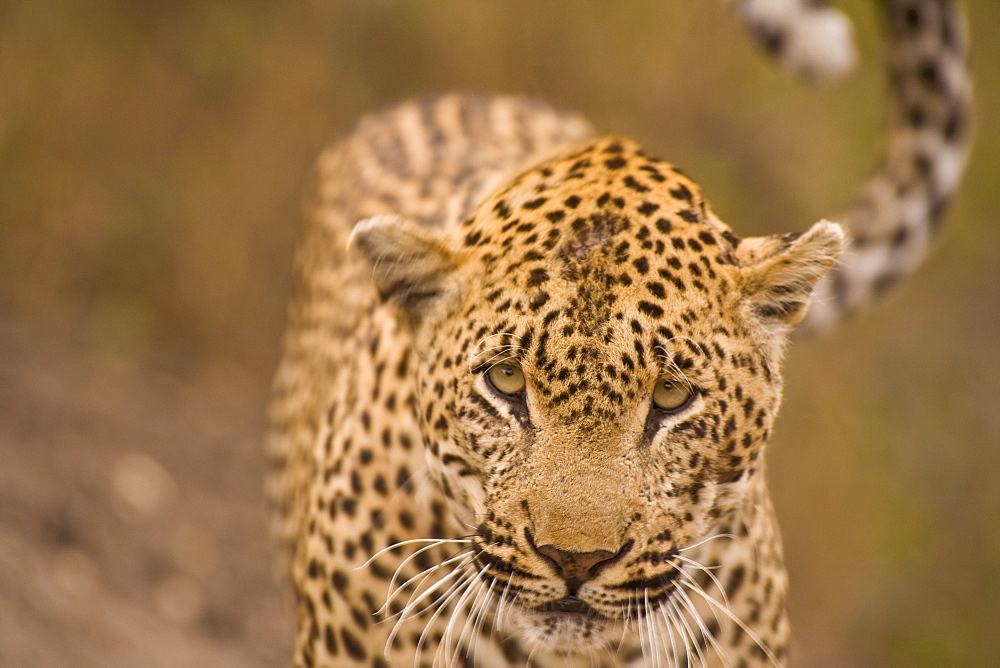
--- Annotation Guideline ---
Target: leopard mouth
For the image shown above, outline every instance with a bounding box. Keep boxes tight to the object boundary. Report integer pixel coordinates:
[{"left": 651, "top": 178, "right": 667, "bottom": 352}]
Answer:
[
  {"left": 506, "top": 597, "right": 619, "bottom": 653},
  {"left": 534, "top": 595, "right": 604, "bottom": 617}
]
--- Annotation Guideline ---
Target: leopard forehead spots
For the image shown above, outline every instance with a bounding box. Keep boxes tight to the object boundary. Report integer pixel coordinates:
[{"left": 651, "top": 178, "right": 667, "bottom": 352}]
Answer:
[
  {"left": 463, "top": 138, "right": 738, "bottom": 325},
  {"left": 450, "top": 140, "right": 744, "bottom": 408}
]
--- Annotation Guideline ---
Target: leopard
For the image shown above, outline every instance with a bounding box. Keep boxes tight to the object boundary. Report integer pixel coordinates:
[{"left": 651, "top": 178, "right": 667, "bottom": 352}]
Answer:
[{"left": 266, "top": 1, "right": 972, "bottom": 665}]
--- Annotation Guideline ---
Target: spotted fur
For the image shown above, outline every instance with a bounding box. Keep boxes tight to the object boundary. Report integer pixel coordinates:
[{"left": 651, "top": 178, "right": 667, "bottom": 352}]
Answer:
[{"left": 267, "top": 2, "right": 971, "bottom": 666}]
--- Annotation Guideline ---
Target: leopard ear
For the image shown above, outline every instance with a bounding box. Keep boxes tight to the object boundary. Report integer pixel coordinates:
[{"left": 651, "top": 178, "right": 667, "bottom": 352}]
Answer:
[
  {"left": 737, "top": 220, "right": 846, "bottom": 330},
  {"left": 349, "top": 214, "right": 461, "bottom": 328}
]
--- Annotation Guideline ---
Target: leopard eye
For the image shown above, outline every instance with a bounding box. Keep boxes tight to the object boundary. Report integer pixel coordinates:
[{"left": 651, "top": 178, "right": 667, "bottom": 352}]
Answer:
[
  {"left": 652, "top": 378, "right": 692, "bottom": 412},
  {"left": 486, "top": 363, "right": 526, "bottom": 397}
]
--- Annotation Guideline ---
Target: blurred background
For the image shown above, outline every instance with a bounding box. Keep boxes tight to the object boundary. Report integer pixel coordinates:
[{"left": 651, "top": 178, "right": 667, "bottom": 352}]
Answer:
[{"left": 1, "top": 1, "right": 997, "bottom": 665}]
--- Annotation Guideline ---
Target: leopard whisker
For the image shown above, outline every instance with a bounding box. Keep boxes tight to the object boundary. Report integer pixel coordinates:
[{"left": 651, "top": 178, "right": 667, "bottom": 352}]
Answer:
[
  {"left": 419, "top": 580, "right": 470, "bottom": 668},
  {"left": 675, "top": 594, "right": 704, "bottom": 667},
  {"left": 687, "top": 600, "right": 710, "bottom": 668},
  {"left": 658, "top": 595, "right": 681, "bottom": 666},
  {"left": 413, "top": 564, "right": 479, "bottom": 664},
  {"left": 660, "top": 597, "right": 683, "bottom": 667},
  {"left": 647, "top": 601, "right": 661, "bottom": 668},
  {"left": 381, "top": 549, "right": 473, "bottom": 616},
  {"left": 432, "top": 573, "right": 478, "bottom": 667},
  {"left": 646, "top": 590, "right": 666, "bottom": 668},
  {"left": 470, "top": 333, "right": 510, "bottom": 356},
  {"left": 673, "top": 566, "right": 727, "bottom": 651},
  {"left": 471, "top": 337, "right": 523, "bottom": 355},
  {"left": 388, "top": 553, "right": 472, "bottom": 643},
  {"left": 443, "top": 573, "right": 481, "bottom": 655},
  {"left": 524, "top": 630, "right": 544, "bottom": 667},
  {"left": 676, "top": 583, "right": 729, "bottom": 666},
  {"left": 478, "top": 347, "right": 526, "bottom": 374},
  {"left": 652, "top": 336, "right": 701, "bottom": 391},
  {"left": 675, "top": 554, "right": 731, "bottom": 610},
  {"left": 681, "top": 579, "right": 779, "bottom": 666},
  {"left": 470, "top": 345, "right": 517, "bottom": 369},
  {"left": 639, "top": 592, "right": 652, "bottom": 667},
  {"left": 679, "top": 531, "right": 737, "bottom": 553},
  {"left": 615, "top": 593, "right": 634, "bottom": 651},
  {"left": 663, "top": 596, "right": 689, "bottom": 668},
  {"left": 491, "top": 575, "right": 515, "bottom": 647},
  {"left": 454, "top": 572, "right": 494, "bottom": 663},
  {"left": 466, "top": 575, "right": 497, "bottom": 668},
  {"left": 469, "top": 332, "right": 525, "bottom": 373},
  {"left": 358, "top": 537, "right": 472, "bottom": 571},
  {"left": 470, "top": 332, "right": 522, "bottom": 357},
  {"left": 386, "top": 565, "right": 466, "bottom": 662},
  {"left": 634, "top": 592, "right": 647, "bottom": 646},
  {"left": 673, "top": 606, "right": 694, "bottom": 668}
]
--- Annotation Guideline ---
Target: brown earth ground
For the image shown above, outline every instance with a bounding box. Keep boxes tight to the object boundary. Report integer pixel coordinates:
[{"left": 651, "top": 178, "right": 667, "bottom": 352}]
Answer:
[{"left": 2, "top": 1, "right": 999, "bottom": 665}]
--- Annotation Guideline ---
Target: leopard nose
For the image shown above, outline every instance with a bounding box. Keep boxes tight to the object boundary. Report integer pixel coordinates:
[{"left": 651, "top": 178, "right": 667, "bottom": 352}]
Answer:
[{"left": 535, "top": 544, "right": 619, "bottom": 585}]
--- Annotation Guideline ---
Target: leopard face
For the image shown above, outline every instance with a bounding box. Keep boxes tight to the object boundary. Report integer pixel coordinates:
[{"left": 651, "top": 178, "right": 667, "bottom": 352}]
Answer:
[{"left": 351, "top": 136, "right": 844, "bottom": 655}]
